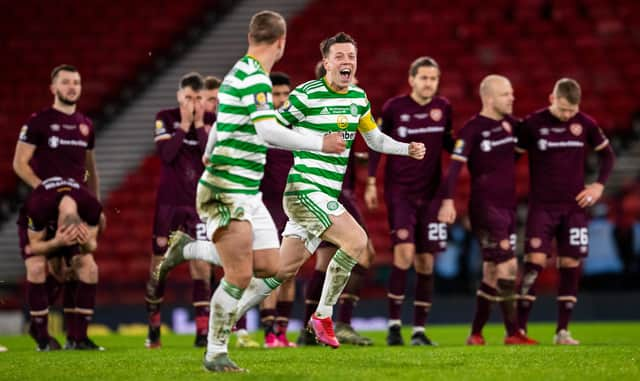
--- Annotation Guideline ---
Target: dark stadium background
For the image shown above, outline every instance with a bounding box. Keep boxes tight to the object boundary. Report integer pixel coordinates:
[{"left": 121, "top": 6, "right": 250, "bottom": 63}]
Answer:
[{"left": 0, "top": 0, "right": 638, "bottom": 332}]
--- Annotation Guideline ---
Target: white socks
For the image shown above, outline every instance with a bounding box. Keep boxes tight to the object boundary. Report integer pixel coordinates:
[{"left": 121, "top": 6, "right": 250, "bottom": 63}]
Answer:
[
  {"left": 205, "top": 279, "right": 243, "bottom": 360},
  {"left": 315, "top": 250, "right": 357, "bottom": 318},
  {"left": 183, "top": 240, "right": 222, "bottom": 266}
]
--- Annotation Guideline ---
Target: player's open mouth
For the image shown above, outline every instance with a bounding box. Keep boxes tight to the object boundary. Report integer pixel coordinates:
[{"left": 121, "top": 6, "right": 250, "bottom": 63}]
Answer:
[{"left": 339, "top": 68, "right": 351, "bottom": 81}]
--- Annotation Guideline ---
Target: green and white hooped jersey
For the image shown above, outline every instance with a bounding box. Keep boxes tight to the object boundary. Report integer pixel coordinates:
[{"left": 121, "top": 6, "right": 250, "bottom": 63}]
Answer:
[
  {"left": 199, "top": 55, "right": 276, "bottom": 195},
  {"left": 276, "top": 78, "right": 377, "bottom": 199}
]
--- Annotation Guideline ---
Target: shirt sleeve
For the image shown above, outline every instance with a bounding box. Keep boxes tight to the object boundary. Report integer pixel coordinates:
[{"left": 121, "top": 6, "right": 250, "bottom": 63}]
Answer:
[
  {"left": 450, "top": 123, "right": 477, "bottom": 163},
  {"left": 367, "top": 100, "right": 393, "bottom": 177},
  {"left": 276, "top": 89, "right": 307, "bottom": 127},
  {"left": 86, "top": 118, "right": 96, "bottom": 150},
  {"left": 19, "top": 113, "right": 44, "bottom": 146},
  {"left": 586, "top": 118, "right": 609, "bottom": 151},
  {"left": 442, "top": 103, "right": 455, "bottom": 153},
  {"left": 240, "top": 73, "right": 278, "bottom": 123},
  {"left": 515, "top": 118, "right": 531, "bottom": 153},
  {"left": 153, "top": 112, "right": 171, "bottom": 142}
]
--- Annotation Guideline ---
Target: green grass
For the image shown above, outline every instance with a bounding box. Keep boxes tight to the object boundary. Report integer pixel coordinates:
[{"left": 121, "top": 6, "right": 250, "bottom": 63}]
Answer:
[{"left": 1, "top": 322, "right": 639, "bottom": 380}]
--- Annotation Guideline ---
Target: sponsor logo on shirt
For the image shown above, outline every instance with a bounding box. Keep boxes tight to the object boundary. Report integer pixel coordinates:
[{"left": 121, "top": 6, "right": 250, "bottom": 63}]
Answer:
[
  {"left": 320, "top": 107, "right": 330, "bottom": 115},
  {"left": 537, "top": 139, "right": 584, "bottom": 151},
  {"left": 48, "top": 136, "right": 88, "bottom": 149},
  {"left": 551, "top": 128, "right": 566, "bottom": 133},
  {"left": 62, "top": 124, "right": 77, "bottom": 130},
  {"left": 480, "top": 136, "right": 515, "bottom": 152},
  {"left": 183, "top": 139, "right": 199, "bottom": 146},
  {"left": 482, "top": 131, "right": 491, "bottom": 137},
  {"left": 570, "top": 123, "right": 582, "bottom": 136},
  {"left": 540, "top": 128, "right": 549, "bottom": 135},
  {"left": 337, "top": 115, "right": 349, "bottom": 129},
  {"left": 398, "top": 126, "right": 444, "bottom": 138},
  {"left": 430, "top": 108, "right": 443, "bottom": 122},
  {"left": 341, "top": 131, "right": 356, "bottom": 141},
  {"left": 400, "top": 113, "right": 411, "bottom": 122},
  {"left": 254, "top": 92, "right": 269, "bottom": 111},
  {"left": 42, "top": 177, "right": 80, "bottom": 190},
  {"left": 50, "top": 124, "right": 60, "bottom": 131},
  {"left": 413, "top": 113, "right": 428, "bottom": 119}
]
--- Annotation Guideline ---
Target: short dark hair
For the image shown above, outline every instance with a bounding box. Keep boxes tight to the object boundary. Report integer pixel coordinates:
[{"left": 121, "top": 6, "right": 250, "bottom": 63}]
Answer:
[
  {"left": 409, "top": 56, "right": 440, "bottom": 77},
  {"left": 180, "top": 72, "right": 204, "bottom": 91},
  {"left": 249, "top": 10, "right": 286, "bottom": 44},
  {"left": 204, "top": 76, "right": 221, "bottom": 90},
  {"left": 320, "top": 32, "right": 357, "bottom": 58},
  {"left": 51, "top": 64, "right": 79, "bottom": 82},
  {"left": 553, "top": 78, "right": 581, "bottom": 105},
  {"left": 270, "top": 72, "right": 290, "bottom": 87},
  {"left": 314, "top": 61, "right": 326, "bottom": 79}
]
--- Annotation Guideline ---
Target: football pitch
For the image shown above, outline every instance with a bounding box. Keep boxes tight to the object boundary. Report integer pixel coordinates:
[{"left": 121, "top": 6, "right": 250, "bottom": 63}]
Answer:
[{"left": 1, "top": 322, "right": 638, "bottom": 380}]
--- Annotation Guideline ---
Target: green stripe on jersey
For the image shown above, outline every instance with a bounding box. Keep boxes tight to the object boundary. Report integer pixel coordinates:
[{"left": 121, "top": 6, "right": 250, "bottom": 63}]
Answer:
[{"left": 201, "top": 55, "right": 274, "bottom": 194}]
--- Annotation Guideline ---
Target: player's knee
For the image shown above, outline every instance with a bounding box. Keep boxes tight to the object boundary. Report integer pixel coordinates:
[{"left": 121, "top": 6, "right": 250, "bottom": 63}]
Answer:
[
  {"left": 153, "top": 237, "right": 168, "bottom": 255},
  {"left": 415, "top": 255, "right": 434, "bottom": 274},
  {"left": 74, "top": 255, "right": 99, "bottom": 282},
  {"left": 189, "top": 260, "right": 211, "bottom": 280},
  {"left": 393, "top": 244, "right": 414, "bottom": 269},
  {"left": 25, "top": 258, "right": 47, "bottom": 282}
]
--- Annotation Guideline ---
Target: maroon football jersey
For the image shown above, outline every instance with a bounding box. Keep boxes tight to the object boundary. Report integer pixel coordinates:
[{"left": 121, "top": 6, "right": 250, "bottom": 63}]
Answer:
[
  {"left": 517, "top": 108, "right": 609, "bottom": 207},
  {"left": 18, "top": 107, "right": 95, "bottom": 185},
  {"left": 25, "top": 177, "right": 103, "bottom": 231},
  {"left": 451, "top": 114, "right": 519, "bottom": 208},
  {"left": 154, "top": 108, "right": 215, "bottom": 206},
  {"left": 369, "top": 95, "right": 453, "bottom": 198},
  {"left": 260, "top": 147, "right": 293, "bottom": 202}
]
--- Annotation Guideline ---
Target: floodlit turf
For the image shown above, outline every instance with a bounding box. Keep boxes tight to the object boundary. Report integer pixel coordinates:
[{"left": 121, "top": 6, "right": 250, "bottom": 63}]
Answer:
[{"left": 1, "top": 322, "right": 639, "bottom": 380}]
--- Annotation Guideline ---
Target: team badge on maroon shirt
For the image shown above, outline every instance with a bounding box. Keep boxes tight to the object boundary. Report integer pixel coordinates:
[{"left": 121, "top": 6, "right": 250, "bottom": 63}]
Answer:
[
  {"left": 570, "top": 123, "right": 582, "bottom": 136},
  {"left": 530, "top": 237, "right": 541, "bottom": 249},
  {"left": 502, "top": 120, "right": 512, "bottom": 133},
  {"left": 430, "top": 108, "right": 442, "bottom": 122},
  {"left": 79, "top": 123, "right": 89, "bottom": 136}
]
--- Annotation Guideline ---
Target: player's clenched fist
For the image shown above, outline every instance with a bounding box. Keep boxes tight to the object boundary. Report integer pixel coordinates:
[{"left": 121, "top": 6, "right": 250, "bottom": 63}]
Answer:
[
  {"left": 408, "top": 142, "right": 425, "bottom": 160},
  {"left": 322, "top": 132, "right": 346, "bottom": 153}
]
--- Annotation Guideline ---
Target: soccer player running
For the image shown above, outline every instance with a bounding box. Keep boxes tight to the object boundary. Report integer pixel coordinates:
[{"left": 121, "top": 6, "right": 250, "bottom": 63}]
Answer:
[
  {"left": 145, "top": 72, "right": 216, "bottom": 349},
  {"left": 298, "top": 61, "right": 376, "bottom": 347},
  {"left": 233, "top": 32, "right": 425, "bottom": 349},
  {"left": 194, "top": 11, "right": 344, "bottom": 372},
  {"left": 13, "top": 64, "right": 102, "bottom": 351},
  {"left": 366, "top": 57, "right": 454, "bottom": 346},
  {"left": 438, "top": 75, "right": 537, "bottom": 345},
  {"left": 515, "top": 78, "right": 615, "bottom": 345}
]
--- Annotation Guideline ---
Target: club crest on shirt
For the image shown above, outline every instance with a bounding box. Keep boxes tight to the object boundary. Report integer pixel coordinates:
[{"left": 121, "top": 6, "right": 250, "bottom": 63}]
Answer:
[
  {"left": 501, "top": 120, "right": 512, "bottom": 133},
  {"left": 530, "top": 237, "right": 542, "bottom": 249},
  {"left": 337, "top": 116, "right": 349, "bottom": 129},
  {"left": 79, "top": 123, "right": 89, "bottom": 137},
  {"left": 349, "top": 103, "right": 358, "bottom": 117},
  {"left": 570, "top": 123, "right": 582, "bottom": 136},
  {"left": 430, "top": 108, "right": 442, "bottom": 122},
  {"left": 254, "top": 92, "right": 269, "bottom": 110},
  {"left": 396, "top": 228, "right": 409, "bottom": 240}
]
